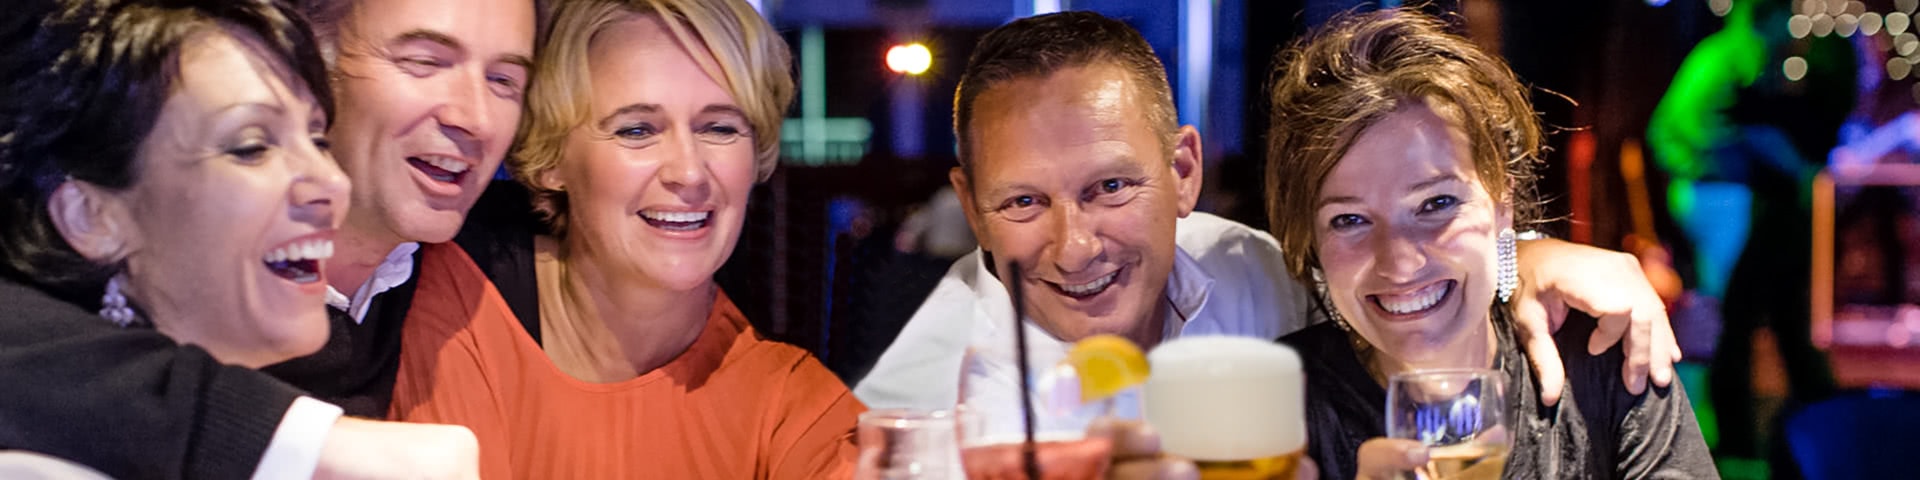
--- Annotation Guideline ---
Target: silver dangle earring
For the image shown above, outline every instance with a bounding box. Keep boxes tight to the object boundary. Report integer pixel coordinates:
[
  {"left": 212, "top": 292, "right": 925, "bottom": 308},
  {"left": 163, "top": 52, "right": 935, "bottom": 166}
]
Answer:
[
  {"left": 1496, "top": 228, "right": 1518, "bottom": 303},
  {"left": 1312, "top": 267, "right": 1349, "bottom": 329},
  {"left": 100, "top": 275, "right": 136, "bottom": 327}
]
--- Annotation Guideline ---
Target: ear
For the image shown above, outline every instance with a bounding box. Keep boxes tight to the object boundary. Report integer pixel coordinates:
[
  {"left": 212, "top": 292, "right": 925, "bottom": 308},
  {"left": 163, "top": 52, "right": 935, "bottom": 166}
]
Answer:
[
  {"left": 47, "top": 180, "right": 137, "bottom": 263},
  {"left": 1169, "top": 125, "right": 1204, "bottom": 218},
  {"left": 949, "top": 166, "right": 990, "bottom": 253}
]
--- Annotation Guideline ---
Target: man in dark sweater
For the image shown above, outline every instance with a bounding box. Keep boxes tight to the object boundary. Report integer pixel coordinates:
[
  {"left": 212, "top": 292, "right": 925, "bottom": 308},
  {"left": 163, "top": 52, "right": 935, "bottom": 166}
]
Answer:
[{"left": 0, "top": 0, "right": 538, "bottom": 477}]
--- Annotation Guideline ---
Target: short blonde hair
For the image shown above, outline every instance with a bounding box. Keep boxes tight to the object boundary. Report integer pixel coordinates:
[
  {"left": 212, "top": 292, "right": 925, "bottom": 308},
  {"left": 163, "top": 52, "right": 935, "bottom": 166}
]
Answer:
[{"left": 512, "top": 0, "right": 793, "bottom": 236}]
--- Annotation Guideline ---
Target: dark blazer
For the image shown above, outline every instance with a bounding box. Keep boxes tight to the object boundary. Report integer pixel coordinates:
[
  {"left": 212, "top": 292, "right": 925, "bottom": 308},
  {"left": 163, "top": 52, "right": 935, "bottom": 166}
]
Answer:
[{"left": 0, "top": 277, "right": 303, "bottom": 479}]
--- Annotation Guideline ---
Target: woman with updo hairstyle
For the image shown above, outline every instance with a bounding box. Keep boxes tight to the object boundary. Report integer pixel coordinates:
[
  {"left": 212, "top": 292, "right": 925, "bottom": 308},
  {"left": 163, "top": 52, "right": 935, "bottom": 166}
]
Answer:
[
  {"left": 1265, "top": 9, "right": 1717, "bottom": 479},
  {"left": 0, "top": 1, "right": 477, "bottom": 477}
]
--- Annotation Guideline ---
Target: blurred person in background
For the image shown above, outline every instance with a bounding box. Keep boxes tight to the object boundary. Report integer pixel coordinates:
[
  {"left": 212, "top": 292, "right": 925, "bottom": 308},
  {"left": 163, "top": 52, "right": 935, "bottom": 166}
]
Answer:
[{"left": 1648, "top": 0, "right": 1848, "bottom": 459}]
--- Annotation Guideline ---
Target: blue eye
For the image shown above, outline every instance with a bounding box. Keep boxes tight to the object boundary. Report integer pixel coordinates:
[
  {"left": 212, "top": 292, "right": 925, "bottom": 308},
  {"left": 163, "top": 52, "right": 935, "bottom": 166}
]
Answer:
[
  {"left": 615, "top": 124, "right": 658, "bottom": 140},
  {"left": 1420, "top": 195, "right": 1460, "bottom": 213},
  {"left": 1099, "top": 179, "right": 1123, "bottom": 193},
  {"left": 1329, "top": 213, "right": 1367, "bottom": 230},
  {"left": 1012, "top": 196, "right": 1036, "bottom": 208}
]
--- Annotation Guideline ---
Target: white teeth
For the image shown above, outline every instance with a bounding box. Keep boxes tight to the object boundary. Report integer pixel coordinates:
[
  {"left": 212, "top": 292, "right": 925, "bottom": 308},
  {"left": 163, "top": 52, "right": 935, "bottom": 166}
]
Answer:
[
  {"left": 262, "top": 239, "right": 337, "bottom": 263},
  {"left": 640, "top": 210, "right": 711, "bottom": 223},
  {"left": 1059, "top": 271, "right": 1118, "bottom": 296},
  {"left": 1378, "top": 281, "right": 1449, "bottom": 314},
  {"left": 420, "top": 155, "right": 471, "bottom": 173}
]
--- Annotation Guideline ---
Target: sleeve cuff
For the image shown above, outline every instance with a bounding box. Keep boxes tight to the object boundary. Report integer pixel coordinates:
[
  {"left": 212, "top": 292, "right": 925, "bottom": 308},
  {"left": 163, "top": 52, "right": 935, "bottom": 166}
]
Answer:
[{"left": 250, "top": 396, "right": 345, "bottom": 480}]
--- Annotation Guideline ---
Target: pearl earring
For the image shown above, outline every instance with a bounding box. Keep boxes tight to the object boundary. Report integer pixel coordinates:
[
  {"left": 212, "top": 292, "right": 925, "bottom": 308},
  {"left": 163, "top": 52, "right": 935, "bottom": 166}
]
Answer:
[{"left": 99, "top": 275, "right": 137, "bottom": 327}]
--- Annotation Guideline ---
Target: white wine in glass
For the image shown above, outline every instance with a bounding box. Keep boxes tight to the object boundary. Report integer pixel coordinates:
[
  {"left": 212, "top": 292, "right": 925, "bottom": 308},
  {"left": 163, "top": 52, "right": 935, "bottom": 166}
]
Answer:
[{"left": 1386, "top": 369, "right": 1510, "bottom": 480}]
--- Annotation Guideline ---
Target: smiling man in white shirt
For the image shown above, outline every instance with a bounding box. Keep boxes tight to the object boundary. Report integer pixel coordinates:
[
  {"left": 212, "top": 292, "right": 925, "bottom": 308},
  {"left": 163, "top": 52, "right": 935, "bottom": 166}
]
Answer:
[{"left": 855, "top": 12, "right": 1685, "bottom": 435}]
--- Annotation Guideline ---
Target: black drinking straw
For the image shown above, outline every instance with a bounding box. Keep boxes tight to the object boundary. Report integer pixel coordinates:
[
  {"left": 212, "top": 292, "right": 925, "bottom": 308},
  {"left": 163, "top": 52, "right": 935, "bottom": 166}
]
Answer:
[{"left": 1008, "top": 262, "right": 1040, "bottom": 479}]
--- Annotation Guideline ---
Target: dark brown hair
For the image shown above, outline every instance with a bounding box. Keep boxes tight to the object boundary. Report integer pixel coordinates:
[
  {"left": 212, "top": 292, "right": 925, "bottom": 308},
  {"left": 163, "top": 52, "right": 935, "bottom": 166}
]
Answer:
[
  {"left": 0, "top": 0, "right": 332, "bottom": 302},
  {"left": 953, "top": 11, "right": 1176, "bottom": 173},
  {"left": 1264, "top": 8, "right": 1544, "bottom": 285}
]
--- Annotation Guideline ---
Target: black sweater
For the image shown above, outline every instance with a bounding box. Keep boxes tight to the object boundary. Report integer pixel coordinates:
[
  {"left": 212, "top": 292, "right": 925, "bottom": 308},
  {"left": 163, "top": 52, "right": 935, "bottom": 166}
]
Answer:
[
  {"left": 0, "top": 277, "right": 302, "bottom": 479},
  {"left": 262, "top": 252, "right": 423, "bottom": 417},
  {"left": 1280, "top": 312, "right": 1719, "bottom": 479}
]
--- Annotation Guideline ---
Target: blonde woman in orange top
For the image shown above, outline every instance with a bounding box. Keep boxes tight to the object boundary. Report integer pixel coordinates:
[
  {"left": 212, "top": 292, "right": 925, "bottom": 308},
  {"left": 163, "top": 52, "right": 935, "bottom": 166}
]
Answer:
[{"left": 386, "top": 0, "right": 865, "bottom": 477}]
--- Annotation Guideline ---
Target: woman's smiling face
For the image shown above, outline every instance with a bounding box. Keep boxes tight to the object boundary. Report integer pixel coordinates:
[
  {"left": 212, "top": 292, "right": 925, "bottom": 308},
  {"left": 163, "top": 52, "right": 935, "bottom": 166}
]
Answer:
[
  {"left": 1313, "top": 102, "right": 1511, "bottom": 370},
  {"left": 113, "top": 28, "right": 348, "bottom": 368}
]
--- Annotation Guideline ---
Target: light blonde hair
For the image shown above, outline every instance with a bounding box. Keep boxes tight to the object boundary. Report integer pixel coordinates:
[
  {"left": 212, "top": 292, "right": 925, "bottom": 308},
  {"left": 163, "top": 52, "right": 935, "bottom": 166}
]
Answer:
[{"left": 512, "top": 0, "right": 793, "bottom": 237}]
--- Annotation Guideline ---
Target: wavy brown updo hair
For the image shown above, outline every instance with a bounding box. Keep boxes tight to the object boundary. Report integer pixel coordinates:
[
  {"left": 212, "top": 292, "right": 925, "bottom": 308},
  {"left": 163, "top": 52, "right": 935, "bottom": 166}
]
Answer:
[{"left": 1264, "top": 8, "right": 1545, "bottom": 288}]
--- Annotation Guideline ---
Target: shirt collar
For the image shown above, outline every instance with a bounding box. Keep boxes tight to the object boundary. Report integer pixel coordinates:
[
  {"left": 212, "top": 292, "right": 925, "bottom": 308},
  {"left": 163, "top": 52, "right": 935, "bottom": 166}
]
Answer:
[{"left": 324, "top": 242, "right": 420, "bottom": 324}]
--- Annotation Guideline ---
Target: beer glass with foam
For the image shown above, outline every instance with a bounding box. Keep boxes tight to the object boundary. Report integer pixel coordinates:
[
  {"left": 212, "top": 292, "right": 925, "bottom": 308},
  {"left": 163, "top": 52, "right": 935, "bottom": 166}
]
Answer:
[{"left": 1144, "top": 336, "right": 1306, "bottom": 479}]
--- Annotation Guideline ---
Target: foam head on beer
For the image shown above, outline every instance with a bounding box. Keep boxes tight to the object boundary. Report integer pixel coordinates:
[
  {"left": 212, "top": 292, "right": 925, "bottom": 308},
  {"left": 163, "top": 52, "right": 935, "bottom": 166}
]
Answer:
[{"left": 1143, "top": 336, "right": 1305, "bottom": 461}]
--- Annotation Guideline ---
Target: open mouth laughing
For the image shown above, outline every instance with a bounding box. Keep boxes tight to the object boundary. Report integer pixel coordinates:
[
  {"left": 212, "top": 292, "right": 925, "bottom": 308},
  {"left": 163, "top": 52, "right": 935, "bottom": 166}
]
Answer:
[
  {"left": 1368, "top": 279, "right": 1455, "bottom": 319},
  {"left": 407, "top": 154, "right": 472, "bottom": 184},
  {"left": 1048, "top": 268, "right": 1121, "bottom": 299},
  {"left": 263, "top": 236, "right": 333, "bottom": 284},
  {"left": 639, "top": 209, "right": 712, "bottom": 232}
]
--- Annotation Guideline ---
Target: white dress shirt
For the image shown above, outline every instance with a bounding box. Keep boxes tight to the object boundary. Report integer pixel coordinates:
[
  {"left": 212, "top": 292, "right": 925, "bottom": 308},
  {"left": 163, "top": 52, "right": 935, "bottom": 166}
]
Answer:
[
  {"left": 854, "top": 212, "right": 1314, "bottom": 437},
  {"left": 324, "top": 242, "right": 420, "bottom": 324}
]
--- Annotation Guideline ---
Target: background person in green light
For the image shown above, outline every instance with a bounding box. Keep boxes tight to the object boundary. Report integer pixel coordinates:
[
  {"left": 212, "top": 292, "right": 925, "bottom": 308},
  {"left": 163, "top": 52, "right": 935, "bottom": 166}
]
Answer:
[{"left": 1646, "top": 0, "right": 1851, "bottom": 463}]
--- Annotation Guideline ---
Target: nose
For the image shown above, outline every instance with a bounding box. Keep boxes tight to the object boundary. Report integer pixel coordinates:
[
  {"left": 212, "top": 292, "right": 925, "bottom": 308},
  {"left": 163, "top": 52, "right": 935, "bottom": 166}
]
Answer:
[
  {"left": 433, "top": 69, "right": 501, "bottom": 161},
  {"left": 1369, "top": 223, "right": 1429, "bottom": 284},
  {"left": 289, "top": 142, "right": 349, "bottom": 228},
  {"left": 1048, "top": 203, "right": 1104, "bottom": 274},
  {"left": 656, "top": 131, "right": 711, "bottom": 203}
]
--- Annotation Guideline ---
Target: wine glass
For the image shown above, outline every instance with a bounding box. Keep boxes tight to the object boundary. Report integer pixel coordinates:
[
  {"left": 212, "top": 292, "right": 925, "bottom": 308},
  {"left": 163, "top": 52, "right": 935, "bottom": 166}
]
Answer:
[
  {"left": 1386, "top": 369, "right": 1511, "bottom": 480},
  {"left": 855, "top": 408, "right": 966, "bottom": 480}
]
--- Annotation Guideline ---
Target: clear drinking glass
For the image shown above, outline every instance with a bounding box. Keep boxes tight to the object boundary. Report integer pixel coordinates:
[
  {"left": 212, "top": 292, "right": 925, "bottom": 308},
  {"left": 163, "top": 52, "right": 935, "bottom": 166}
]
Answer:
[
  {"left": 1386, "top": 369, "right": 1512, "bottom": 480},
  {"left": 955, "top": 349, "right": 1121, "bottom": 479},
  {"left": 855, "top": 408, "right": 966, "bottom": 480}
]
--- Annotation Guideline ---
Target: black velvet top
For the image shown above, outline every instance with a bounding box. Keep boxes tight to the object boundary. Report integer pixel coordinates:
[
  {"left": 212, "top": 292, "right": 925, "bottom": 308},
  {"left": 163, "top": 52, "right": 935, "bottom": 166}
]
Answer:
[{"left": 1279, "top": 311, "right": 1719, "bottom": 479}]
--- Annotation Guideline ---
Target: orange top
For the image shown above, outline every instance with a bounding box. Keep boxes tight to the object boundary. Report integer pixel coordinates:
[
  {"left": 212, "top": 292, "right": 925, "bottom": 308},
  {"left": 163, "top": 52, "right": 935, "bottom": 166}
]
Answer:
[{"left": 388, "top": 243, "right": 864, "bottom": 479}]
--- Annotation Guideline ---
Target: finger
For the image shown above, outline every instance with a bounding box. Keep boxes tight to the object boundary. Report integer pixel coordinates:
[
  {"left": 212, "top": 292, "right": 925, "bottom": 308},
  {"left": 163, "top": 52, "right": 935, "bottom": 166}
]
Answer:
[
  {"left": 1514, "top": 265, "right": 1574, "bottom": 334},
  {"left": 1086, "top": 417, "right": 1162, "bottom": 461},
  {"left": 1295, "top": 456, "right": 1320, "bottom": 480},
  {"left": 852, "top": 446, "right": 884, "bottom": 480},
  {"left": 1108, "top": 458, "right": 1198, "bottom": 480},
  {"left": 1511, "top": 285, "right": 1567, "bottom": 406},
  {"left": 1356, "top": 438, "right": 1427, "bottom": 480},
  {"left": 1526, "top": 327, "right": 1567, "bottom": 407},
  {"left": 1588, "top": 311, "right": 1629, "bottom": 356},
  {"left": 1650, "top": 308, "right": 1679, "bottom": 388},
  {"left": 1618, "top": 308, "right": 1655, "bottom": 395}
]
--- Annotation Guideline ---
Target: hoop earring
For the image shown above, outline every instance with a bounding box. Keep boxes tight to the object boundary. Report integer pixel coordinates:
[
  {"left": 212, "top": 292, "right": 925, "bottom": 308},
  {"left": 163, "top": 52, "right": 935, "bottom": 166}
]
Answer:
[
  {"left": 99, "top": 275, "right": 137, "bottom": 327},
  {"left": 1496, "top": 228, "right": 1518, "bottom": 303}
]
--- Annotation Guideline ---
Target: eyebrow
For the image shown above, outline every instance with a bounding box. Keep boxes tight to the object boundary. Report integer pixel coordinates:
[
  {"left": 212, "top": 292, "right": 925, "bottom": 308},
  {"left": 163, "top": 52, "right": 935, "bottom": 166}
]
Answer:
[
  {"left": 391, "top": 29, "right": 463, "bottom": 52},
  {"left": 496, "top": 53, "right": 534, "bottom": 72},
  {"left": 597, "top": 104, "right": 661, "bottom": 130},
  {"left": 1317, "top": 172, "right": 1463, "bottom": 208},
  {"left": 702, "top": 104, "right": 747, "bottom": 118}
]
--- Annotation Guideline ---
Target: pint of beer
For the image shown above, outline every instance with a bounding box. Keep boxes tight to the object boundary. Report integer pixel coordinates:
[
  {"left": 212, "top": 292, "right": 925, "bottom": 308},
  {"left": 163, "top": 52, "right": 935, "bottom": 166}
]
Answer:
[{"left": 1143, "top": 336, "right": 1305, "bottom": 480}]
